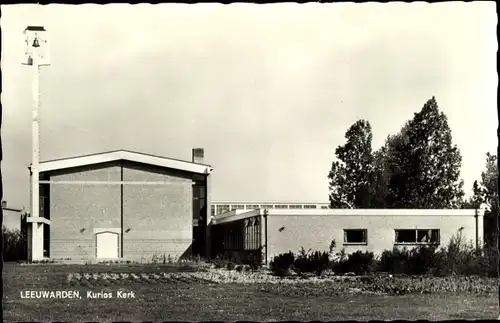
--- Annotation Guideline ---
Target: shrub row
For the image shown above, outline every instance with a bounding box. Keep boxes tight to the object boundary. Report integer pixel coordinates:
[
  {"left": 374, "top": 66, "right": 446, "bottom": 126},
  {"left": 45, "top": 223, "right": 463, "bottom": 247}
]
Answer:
[
  {"left": 270, "top": 249, "right": 330, "bottom": 277},
  {"left": 269, "top": 233, "right": 497, "bottom": 278},
  {"left": 212, "top": 249, "right": 262, "bottom": 271},
  {"left": 293, "top": 248, "right": 330, "bottom": 276}
]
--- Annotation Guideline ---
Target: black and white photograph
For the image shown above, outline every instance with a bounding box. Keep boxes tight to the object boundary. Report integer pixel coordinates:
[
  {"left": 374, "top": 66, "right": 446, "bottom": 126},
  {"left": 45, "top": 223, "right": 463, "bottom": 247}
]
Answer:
[{"left": 0, "top": 2, "right": 498, "bottom": 321}]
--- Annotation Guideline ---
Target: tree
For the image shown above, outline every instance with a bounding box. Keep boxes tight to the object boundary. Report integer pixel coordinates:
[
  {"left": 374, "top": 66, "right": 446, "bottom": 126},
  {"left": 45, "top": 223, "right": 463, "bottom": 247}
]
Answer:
[
  {"left": 471, "top": 153, "right": 499, "bottom": 246},
  {"left": 461, "top": 180, "right": 483, "bottom": 209},
  {"left": 371, "top": 122, "right": 412, "bottom": 208},
  {"left": 328, "top": 120, "right": 374, "bottom": 208},
  {"left": 328, "top": 97, "right": 466, "bottom": 210},
  {"left": 385, "top": 97, "right": 465, "bottom": 208},
  {"left": 328, "top": 161, "right": 350, "bottom": 208},
  {"left": 480, "top": 153, "right": 499, "bottom": 208},
  {"left": 369, "top": 147, "right": 390, "bottom": 208}
]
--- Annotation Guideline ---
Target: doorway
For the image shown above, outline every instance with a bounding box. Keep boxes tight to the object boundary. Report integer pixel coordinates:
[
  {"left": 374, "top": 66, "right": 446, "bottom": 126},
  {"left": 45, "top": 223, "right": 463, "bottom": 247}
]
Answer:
[{"left": 95, "top": 231, "right": 119, "bottom": 259}]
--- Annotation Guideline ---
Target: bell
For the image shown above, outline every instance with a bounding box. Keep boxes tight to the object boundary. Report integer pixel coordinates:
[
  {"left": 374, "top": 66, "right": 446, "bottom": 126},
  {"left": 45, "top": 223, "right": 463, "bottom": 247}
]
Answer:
[{"left": 32, "top": 38, "right": 40, "bottom": 48}]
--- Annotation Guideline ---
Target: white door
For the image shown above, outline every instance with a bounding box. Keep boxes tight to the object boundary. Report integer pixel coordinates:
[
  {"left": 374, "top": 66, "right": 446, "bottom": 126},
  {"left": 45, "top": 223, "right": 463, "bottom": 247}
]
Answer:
[{"left": 96, "top": 232, "right": 119, "bottom": 259}]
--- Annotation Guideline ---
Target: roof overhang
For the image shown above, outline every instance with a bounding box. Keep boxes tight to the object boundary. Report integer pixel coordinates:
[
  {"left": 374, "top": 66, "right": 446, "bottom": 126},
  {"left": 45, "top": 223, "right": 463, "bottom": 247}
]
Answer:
[
  {"left": 213, "top": 209, "right": 262, "bottom": 225},
  {"left": 33, "top": 150, "right": 213, "bottom": 175}
]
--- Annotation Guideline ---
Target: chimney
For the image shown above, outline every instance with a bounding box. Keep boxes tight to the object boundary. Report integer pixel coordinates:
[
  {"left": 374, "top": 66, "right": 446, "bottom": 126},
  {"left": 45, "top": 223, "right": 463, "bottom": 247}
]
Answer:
[
  {"left": 1, "top": 201, "right": 7, "bottom": 209},
  {"left": 192, "top": 148, "right": 204, "bottom": 164}
]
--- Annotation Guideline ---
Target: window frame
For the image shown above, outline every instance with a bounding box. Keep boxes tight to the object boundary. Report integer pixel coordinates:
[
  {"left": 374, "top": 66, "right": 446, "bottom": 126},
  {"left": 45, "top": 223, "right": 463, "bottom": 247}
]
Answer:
[
  {"left": 343, "top": 229, "right": 368, "bottom": 245},
  {"left": 216, "top": 204, "right": 230, "bottom": 215},
  {"left": 394, "top": 229, "right": 440, "bottom": 245},
  {"left": 231, "top": 204, "right": 245, "bottom": 210}
]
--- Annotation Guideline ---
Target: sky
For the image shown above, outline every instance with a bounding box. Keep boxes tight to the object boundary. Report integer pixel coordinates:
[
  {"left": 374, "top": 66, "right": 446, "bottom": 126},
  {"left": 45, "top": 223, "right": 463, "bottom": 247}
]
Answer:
[{"left": 0, "top": 3, "right": 497, "bottom": 210}]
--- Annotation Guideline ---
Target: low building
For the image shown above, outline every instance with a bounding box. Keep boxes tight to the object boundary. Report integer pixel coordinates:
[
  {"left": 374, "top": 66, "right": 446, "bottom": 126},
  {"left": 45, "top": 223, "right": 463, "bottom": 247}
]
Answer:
[
  {"left": 27, "top": 149, "right": 213, "bottom": 262},
  {"left": 2, "top": 201, "right": 24, "bottom": 231},
  {"left": 211, "top": 208, "right": 484, "bottom": 264}
]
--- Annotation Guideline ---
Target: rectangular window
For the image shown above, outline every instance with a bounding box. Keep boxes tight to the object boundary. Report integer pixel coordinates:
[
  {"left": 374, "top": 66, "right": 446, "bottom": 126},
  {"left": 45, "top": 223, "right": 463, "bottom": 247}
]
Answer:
[
  {"left": 243, "top": 217, "right": 261, "bottom": 251},
  {"left": 431, "top": 230, "right": 440, "bottom": 243},
  {"left": 216, "top": 205, "right": 230, "bottom": 215},
  {"left": 343, "top": 229, "right": 367, "bottom": 244},
  {"left": 244, "top": 219, "right": 250, "bottom": 250},
  {"left": 304, "top": 205, "right": 317, "bottom": 209},
  {"left": 254, "top": 218, "right": 260, "bottom": 250},
  {"left": 260, "top": 205, "right": 274, "bottom": 209},
  {"left": 395, "top": 229, "right": 416, "bottom": 243},
  {"left": 275, "top": 205, "right": 288, "bottom": 209},
  {"left": 395, "top": 229, "right": 440, "bottom": 244},
  {"left": 231, "top": 204, "right": 245, "bottom": 210},
  {"left": 246, "top": 205, "right": 259, "bottom": 210},
  {"left": 289, "top": 205, "right": 303, "bottom": 209}
]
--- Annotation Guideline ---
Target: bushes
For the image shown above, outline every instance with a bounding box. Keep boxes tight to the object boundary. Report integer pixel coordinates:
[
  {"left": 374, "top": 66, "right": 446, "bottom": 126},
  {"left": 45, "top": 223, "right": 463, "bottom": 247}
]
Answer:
[
  {"left": 211, "top": 250, "right": 262, "bottom": 271},
  {"left": 379, "top": 246, "right": 446, "bottom": 276},
  {"left": 3, "top": 227, "right": 27, "bottom": 262},
  {"left": 242, "top": 248, "right": 263, "bottom": 271},
  {"left": 435, "top": 233, "right": 496, "bottom": 277},
  {"left": 270, "top": 248, "right": 376, "bottom": 277},
  {"left": 406, "top": 246, "right": 442, "bottom": 275},
  {"left": 293, "top": 248, "right": 330, "bottom": 276},
  {"left": 211, "top": 253, "right": 240, "bottom": 269},
  {"left": 477, "top": 244, "right": 497, "bottom": 277},
  {"left": 374, "top": 233, "right": 497, "bottom": 278},
  {"left": 267, "top": 233, "right": 497, "bottom": 278},
  {"left": 269, "top": 251, "right": 295, "bottom": 277},
  {"left": 306, "top": 250, "right": 330, "bottom": 276},
  {"left": 270, "top": 248, "right": 330, "bottom": 277},
  {"left": 334, "top": 250, "right": 377, "bottom": 275},
  {"left": 379, "top": 247, "right": 410, "bottom": 274},
  {"left": 291, "top": 248, "right": 309, "bottom": 276}
]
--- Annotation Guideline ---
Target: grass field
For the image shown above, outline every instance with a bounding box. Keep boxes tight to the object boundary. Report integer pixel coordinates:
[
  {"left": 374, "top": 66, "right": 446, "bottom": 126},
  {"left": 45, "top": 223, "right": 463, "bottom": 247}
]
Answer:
[{"left": 2, "top": 263, "right": 498, "bottom": 322}]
